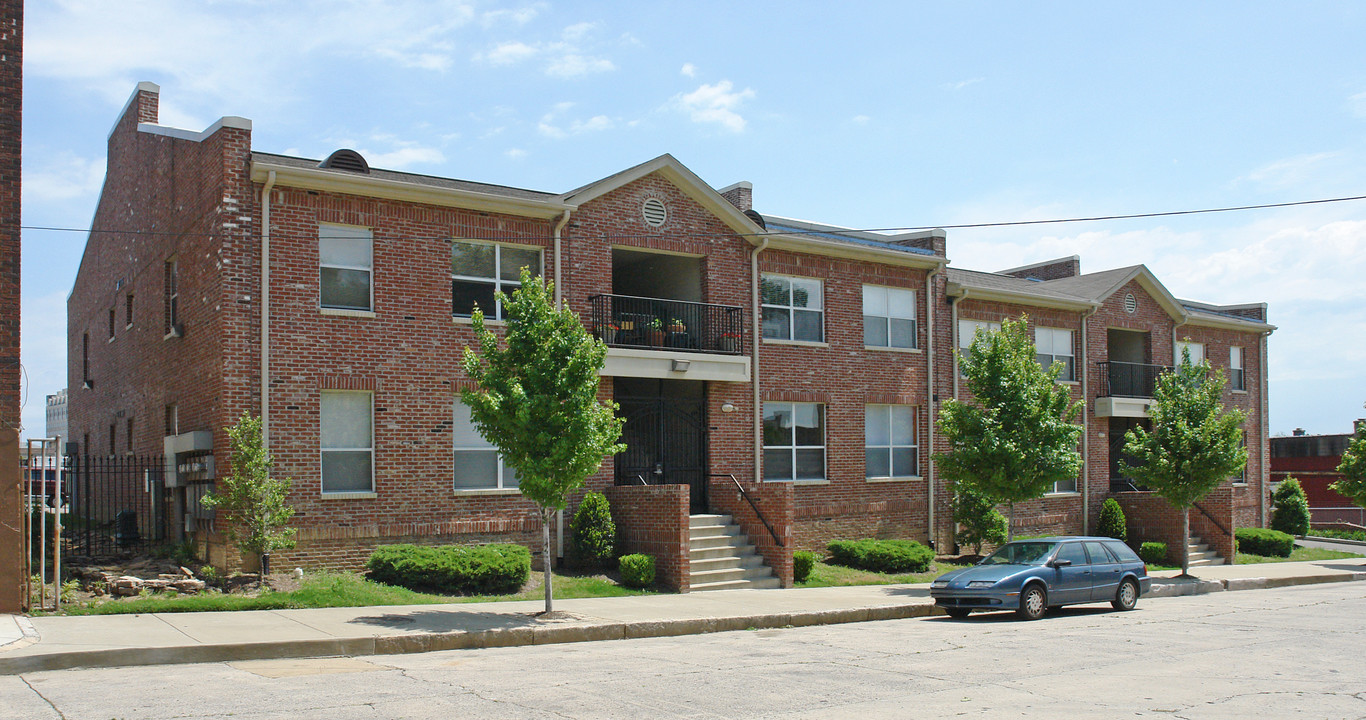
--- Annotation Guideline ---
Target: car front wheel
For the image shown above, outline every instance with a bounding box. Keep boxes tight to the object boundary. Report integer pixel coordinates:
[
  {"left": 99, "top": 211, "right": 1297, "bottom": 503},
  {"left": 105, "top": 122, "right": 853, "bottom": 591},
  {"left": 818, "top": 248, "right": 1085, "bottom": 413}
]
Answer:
[
  {"left": 1112, "top": 578, "right": 1139, "bottom": 611},
  {"left": 1017, "top": 584, "right": 1047, "bottom": 620}
]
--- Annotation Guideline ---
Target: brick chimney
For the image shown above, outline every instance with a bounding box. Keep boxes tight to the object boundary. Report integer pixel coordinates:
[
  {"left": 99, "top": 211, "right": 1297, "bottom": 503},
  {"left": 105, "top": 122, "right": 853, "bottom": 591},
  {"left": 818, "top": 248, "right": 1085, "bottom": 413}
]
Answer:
[
  {"left": 999, "top": 256, "right": 1081, "bottom": 281},
  {"left": 717, "top": 181, "right": 752, "bottom": 212}
]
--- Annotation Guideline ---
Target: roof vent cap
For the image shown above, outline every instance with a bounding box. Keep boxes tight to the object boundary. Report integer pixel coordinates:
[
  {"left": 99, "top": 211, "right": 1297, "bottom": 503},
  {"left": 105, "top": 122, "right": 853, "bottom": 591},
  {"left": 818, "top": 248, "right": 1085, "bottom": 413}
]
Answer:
[
  {"left": 642, "top": 198, "right": 667, "bottom": 227},
  {"left": 744, "top": 209, "right": 766, "bottom": 229},
  {"left": 319, "top": 149, "right": 370, "bottom": 174}
]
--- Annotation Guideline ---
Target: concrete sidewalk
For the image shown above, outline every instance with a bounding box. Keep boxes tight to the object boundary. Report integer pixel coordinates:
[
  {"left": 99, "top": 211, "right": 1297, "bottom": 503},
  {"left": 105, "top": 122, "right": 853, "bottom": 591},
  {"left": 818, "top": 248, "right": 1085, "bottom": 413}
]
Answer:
[{"left": 2, "top": 558, "right": 1364, "bottom": 675}]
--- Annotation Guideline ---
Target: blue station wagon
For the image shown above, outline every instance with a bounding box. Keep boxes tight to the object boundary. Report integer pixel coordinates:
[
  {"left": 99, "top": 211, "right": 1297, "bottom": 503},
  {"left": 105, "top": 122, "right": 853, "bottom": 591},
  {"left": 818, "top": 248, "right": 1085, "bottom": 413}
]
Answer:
[{"left": 930, "top": 536, "right": 1152, "bottom": 620}]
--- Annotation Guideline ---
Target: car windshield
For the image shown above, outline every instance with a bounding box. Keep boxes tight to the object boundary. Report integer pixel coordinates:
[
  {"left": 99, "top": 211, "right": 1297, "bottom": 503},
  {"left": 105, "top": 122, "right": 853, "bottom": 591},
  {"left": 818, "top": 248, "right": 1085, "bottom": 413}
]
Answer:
[{"left": 979, "top": 541, "right": 1057, "bottom": 566}]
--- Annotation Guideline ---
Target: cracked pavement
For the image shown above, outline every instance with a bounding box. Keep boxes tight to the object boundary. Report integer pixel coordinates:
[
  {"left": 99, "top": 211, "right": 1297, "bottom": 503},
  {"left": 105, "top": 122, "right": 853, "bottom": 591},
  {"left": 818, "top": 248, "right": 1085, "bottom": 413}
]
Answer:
[{"left": 1, "top": 582, "right": 1363, "bottom": 719}]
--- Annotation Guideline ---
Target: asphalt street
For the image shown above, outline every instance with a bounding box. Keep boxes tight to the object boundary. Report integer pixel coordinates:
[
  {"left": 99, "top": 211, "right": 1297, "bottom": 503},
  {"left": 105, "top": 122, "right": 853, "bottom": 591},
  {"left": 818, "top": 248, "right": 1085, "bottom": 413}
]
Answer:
[{"left": 3, "top": 582, "right": 1363, "bottom": 720}]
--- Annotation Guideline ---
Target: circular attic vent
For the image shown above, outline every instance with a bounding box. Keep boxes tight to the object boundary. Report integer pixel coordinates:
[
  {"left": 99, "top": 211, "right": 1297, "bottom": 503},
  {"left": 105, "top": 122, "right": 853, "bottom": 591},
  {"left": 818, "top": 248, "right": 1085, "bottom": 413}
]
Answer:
[
  {"left": 319, "top": 149, "right": 371, "bottom": 174},
  {"left": 1124, "top": 293, "right": 1138, "bottom": 314},
  {"left": 642, "top": 198, "right": 667, "bottom": 227}
]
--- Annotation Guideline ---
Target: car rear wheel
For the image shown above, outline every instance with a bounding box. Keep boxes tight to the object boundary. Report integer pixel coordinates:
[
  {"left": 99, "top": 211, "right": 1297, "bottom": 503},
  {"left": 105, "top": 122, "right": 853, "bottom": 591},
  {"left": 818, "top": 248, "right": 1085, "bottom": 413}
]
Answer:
[
  {"left": 1112, "top": 578, "right": 1139, "bottom": 611},
  {"left": 945, "top": 608, "right": 971, "bottom": 619},
  {"left": 1017, "top": 584, "right": 1047, "bottom": 620}
]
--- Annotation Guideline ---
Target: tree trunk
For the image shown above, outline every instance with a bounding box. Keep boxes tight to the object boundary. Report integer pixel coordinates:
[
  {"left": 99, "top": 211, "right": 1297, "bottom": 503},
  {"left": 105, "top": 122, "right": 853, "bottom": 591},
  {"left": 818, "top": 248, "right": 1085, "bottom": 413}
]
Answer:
[
  {"left": 1180, "top": 507, "right": 1191, "bottom": 577},
  {"left": 542, "top": 509, "right": 553, "bottom": 614},
  {"left": 1007, "top": 502, "right": 1015, "bottom": 542},
  {"left": 261, "top": 552, "right": 270, "bottom": 578}
]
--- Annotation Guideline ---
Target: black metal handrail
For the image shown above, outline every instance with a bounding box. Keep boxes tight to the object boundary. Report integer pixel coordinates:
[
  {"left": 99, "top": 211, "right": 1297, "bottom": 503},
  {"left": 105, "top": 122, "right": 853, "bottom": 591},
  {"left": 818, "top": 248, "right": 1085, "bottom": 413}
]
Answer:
[
  {"left": 1097, "top": 361, "right": 1170, "bottom": 399},
  {"left": 710, "top": 473, "right": 784, "bottom": 548},
  {"left": 1191, "top": 500, "right": 1231, "bottom": 541},
  {"left": 589, "top": 294, "right": 745, "bottom": 355}
]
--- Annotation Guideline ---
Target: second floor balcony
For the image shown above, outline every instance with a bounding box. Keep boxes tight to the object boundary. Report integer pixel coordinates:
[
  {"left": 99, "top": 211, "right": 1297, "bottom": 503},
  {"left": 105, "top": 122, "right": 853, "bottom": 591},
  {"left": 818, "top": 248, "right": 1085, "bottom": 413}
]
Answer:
[
  {"left": 590, "top": 294, "right": 745, "bottom": 356},
  {"left": 1095, "top": 360, "right": 1170, "bottom": 418}
]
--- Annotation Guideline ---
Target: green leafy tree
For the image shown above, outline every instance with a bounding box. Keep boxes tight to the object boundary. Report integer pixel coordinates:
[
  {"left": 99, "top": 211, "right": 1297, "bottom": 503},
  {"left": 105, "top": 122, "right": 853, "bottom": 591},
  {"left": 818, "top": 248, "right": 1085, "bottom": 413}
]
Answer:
[
  {"left": 1120, "top": 348, "right": 1246, "bottom": 576},
  {"left": 1331, "top": 421, "right": 1366, "bottom": 515},
  {"left": 201, "top": 413, "right": 297, "bottom": 576},
  {"left": 1097, "top": 498, "right": 1127, "bottom": 542},
  {"left": 936, "top": 316, "right": 1084, "bottom": 540},
  {"left": 952, "top": 483, "right": 1008, "bottom": 555},
  {"left": 461, "top": 269, "right": 626, "bottom": 614},
  {"left": 1269, "top": 477, "right": 1310, "bottom": 536}
]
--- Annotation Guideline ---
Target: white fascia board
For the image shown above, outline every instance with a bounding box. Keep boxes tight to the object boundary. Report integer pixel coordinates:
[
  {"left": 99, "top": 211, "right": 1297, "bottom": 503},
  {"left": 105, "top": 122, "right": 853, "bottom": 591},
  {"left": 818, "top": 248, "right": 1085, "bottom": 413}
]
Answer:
[
  {"left": 944, "top": 282, "right": 1096, "bottom": 311},
  {"left": 251, "top": 161, "right": 571, "bottom": 219},
  {"left": 1184, "top": 313, "right": 1276, "bottom": 333},
  {"left": 137, "top": 117, "right": 252, "bottom": 143},
  {"left": 563, "top": 155, "right": 762, "bottom": 237},
  {"left": 764, "top": 232, "right": 947, "bottom": 270}
]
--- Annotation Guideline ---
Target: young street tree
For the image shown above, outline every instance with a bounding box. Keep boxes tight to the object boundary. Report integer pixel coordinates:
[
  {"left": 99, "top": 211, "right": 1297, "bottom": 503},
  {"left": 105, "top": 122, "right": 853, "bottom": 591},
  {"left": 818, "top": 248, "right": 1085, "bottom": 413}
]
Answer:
[
  {"left": 461, "top": 268, "right": 625, "bottom": 614},
  {"left": 1120, "top": 349, "right": 1246, "bottom": 576},
  {"left": 936, "top": 316, "right": 1083, "bottom": 540},
  {"left": 201, "top": 413, "right": 297, "bottom": 576},
  {"left": 1330, "top": 418, "right": 1366, "bottom": 516}
]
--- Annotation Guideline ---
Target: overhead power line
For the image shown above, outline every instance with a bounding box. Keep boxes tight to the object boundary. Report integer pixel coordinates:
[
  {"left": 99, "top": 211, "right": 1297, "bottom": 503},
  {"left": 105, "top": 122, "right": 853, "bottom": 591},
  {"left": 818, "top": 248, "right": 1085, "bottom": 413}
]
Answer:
[{"left": 19, "top": 192, "right": 1366, "bottom": 242}]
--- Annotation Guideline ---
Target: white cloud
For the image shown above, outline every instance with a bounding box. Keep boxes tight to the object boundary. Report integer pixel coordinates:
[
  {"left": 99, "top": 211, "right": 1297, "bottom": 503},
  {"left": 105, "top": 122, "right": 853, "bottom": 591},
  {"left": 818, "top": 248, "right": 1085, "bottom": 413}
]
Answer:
[
  {"left": 681, "top": 63, "right": 697, "bottom": 78},
  {"left": 23, "top": 152, "right": 106, "bottom": 204},
  {"left": 852, "top": 115, "right": 870, "bottom": 125},
  {"left": 674, "top": 80, "right": 756, "bottom": 133},
  {"left": 481, "top": 5, "right": 541, "bottom": 27},
  {"left": 945, "top": 77, "right": 984, "bottom": 91},
  {"left": 1350, "top": 91, "right": 1366, "bottom": 119},
  {"left": 479, "top": 41, "right": 538, "bottom": 66},
  {"left": 505, "top": 148, "right": 528, "bottom": 159},
  {"left": 19, "top": 291, "right": 69, "bottom": 440},
  {"left": 561, "top": 22, "right": 597, "bottom": 42},
  {"left": 364, "top": 146, "right": 446, "bottom": 169},
  {"left": 546, "top": 53, "right": 615, "bottom": 78},
  {"left": 538, "top": 103, "right": 613, "bottom": 139},
  {"left": 1238, "top": 152, "right": 1339, "bottom": 189},
  {"left": 473, "top": 21, "right": 616, "bottom": 77}
]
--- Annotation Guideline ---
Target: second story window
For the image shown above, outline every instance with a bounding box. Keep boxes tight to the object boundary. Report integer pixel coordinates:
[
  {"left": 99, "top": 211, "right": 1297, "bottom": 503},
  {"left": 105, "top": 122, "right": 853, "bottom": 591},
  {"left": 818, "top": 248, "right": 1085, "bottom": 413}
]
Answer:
[
  {"left": 1176, "top": 340, "right": 1205, "bottom": 367},
  {"left": 1230, "top": 346, "right": 1245, "bottom": 391},
  {"left": 761, "top": 275, "right": 823, "bottom": 342},
  {"left": 863, "top": 285, "right": 916, "bottom": 349},
  {"left": 108, "top": 307, "right": 115, "bottom": 339},
  {"left": 164, "top": 259, "right": 179, "bottom": 334},
  {"left": 125, "top": 293, "right": 134, "bottom": 328},
  {"left": 451, "top": 240, "right": 541, "bottom": 320},
  {"left": 319, "top": 225, "right": 374, "bottom": 311},
  {"left": 82, "top": 332, "right": 90, "bottom": 387},
  {"left": 1035, "top": 327, "right": 1075, "bottom": 381}
]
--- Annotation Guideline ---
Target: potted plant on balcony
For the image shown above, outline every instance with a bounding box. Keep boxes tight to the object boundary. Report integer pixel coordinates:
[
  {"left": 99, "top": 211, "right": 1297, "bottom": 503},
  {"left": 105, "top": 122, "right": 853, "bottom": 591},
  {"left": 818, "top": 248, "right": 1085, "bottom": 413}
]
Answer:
[
  {"left": 667, "top": 318, "right": 686, "bottom": 334},
  {"left": 598, "top": 322, "right": 619, "bottom": 344},
  {"left": 647, "top": 318, "right": 664, "bottom": 346},
  {"left": 719, "top": 331, "right": 741, "bottom": 353}
]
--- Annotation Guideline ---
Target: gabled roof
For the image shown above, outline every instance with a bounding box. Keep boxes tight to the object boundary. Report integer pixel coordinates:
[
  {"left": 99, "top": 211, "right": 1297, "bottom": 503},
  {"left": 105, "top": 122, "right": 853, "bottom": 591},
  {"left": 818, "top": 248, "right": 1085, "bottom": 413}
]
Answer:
[
  {"left": 945, "top": 268, "right": 1097, "bottom": 311},
  {"left": 760, "top": 215, "right": 947, "bottom": 269},
  {"left": 1041, "top": 265, "right": 1187, "bottom": 321},
  {"left": 556, "top": 153, "right": 763, "bottom": 238}
]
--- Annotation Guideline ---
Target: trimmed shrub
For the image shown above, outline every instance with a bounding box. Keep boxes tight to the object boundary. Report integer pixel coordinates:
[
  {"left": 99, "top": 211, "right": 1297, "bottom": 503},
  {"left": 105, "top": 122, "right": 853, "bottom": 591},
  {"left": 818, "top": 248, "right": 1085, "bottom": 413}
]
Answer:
[
  {"left": 1313, "top": 528, "right": 1366, "bottom": 542},
  {"left": 952, "top": 485, "right": 1007, "bottom": 554},
  {"left": 1270, "top": 478, "right": 1311, "bottom": 537},
  {"left": 793, "top": 550, "right": 817, "bottom": 583},
  {"left": 570, "top": 491, "right": 616, "bottom": 569},
  {"left": 619, "top": 554, "right": 655, "bottom": 588},
  {"left": 826, "top": 539, "right": 935, "bottom": 574},
  {"left": 1236, "top": 527, "right": 1295, "bottom": 558},
  {"left": 366, "top": 543, "right": 530, "bottom": 595},
  {"left": 1097, "top": 499, "right": 1127, "bottom": 542},
  {"left": 1138, "top": 541, "right": 1168, "bottom": 565}
]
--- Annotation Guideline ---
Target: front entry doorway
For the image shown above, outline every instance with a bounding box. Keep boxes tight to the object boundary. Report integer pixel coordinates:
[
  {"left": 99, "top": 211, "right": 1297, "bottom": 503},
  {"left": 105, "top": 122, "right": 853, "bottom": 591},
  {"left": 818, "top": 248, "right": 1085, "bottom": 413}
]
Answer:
[{"left": 615, "top": 378, "right": 708, "bottom": 513}]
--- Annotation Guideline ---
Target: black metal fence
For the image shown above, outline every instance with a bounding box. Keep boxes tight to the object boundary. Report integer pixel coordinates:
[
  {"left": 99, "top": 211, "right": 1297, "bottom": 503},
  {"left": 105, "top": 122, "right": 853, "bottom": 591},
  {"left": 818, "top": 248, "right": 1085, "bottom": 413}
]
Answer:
[
  {"left": 59, "top": 454, "right": 169, "bottom": 558},
  {"left": 1097, "top": 361, "right": 1169, "bottom": 398},
  {"left": 589, "top": 294, "right": 745, "bottom": 355}
]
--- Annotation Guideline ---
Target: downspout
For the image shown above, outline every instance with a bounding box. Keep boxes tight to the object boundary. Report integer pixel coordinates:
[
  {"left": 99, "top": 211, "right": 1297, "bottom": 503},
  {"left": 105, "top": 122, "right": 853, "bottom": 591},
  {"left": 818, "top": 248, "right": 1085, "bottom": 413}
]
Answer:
[
  {"left": 924, "top": 265, "right": 943, "bottom": 548},
  {"left": 551, "top": 209, "right": 571, "bottom": 565},
  {"left": 751, "top": 236, "right": 770, "bottom": 479},
  {"left": 260, "top": 170, "right": 276, "bottom": 446},
  {"left": 1171, "top": 316, "right": 1189, "bottom": 364},
  {"left": 1079, "top": 304, "right": 1099, "bottom": 534},
  {"left": 552, "top": 210, "right": 572, "bottom": 310},
  {"left": 951, "top": 289, "right": 968, "bottom": 401},
  {"left": 1259, "top": 329, "right": 1271, "bottom": 526}
]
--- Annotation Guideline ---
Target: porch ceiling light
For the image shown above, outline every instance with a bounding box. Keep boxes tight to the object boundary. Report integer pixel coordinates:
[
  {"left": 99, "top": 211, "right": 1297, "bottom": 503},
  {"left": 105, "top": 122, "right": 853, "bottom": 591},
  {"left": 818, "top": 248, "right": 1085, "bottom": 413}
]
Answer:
[
  {"left": 671, "top": 359, "right": 691, "bottom": 372},
  {"left": 721, "top": 402, "right": 737, "bottom": 413}
]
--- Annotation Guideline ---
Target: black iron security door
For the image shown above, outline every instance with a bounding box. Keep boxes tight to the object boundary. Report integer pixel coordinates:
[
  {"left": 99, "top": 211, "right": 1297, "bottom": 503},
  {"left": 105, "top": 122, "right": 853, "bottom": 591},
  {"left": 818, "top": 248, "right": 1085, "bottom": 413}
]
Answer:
[{"left": 615, "top": 379, "right": 708, "bottom": 513}]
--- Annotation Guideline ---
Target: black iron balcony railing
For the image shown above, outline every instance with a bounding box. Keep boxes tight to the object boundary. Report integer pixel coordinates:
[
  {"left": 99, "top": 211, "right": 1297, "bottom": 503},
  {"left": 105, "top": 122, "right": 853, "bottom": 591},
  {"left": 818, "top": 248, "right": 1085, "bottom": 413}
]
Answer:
[
  {"left": 1097, "top": 361, "right": 1171, "bottom": 399},
  {"left": 589, "top": 294, "right": 745, "bottom": 355}
]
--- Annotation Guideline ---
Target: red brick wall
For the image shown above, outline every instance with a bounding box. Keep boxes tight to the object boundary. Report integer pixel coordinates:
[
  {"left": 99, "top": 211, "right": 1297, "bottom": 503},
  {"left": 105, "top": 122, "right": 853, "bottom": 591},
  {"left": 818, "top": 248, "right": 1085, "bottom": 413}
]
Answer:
[
  {"left": 1115, "top": 488, "right": 1235, "bottom": 565},
  {"left": 605, "top": 484, "right": 690, "bottom": 591},
  {"left": 757, "top": 247, "right": 938, "bottom": 550},
  {"left": 0, "top": 0, "right": 19, "bottom": 431},
  {"left": 709, "top": 477, "right": 793, "bottom": 586}
]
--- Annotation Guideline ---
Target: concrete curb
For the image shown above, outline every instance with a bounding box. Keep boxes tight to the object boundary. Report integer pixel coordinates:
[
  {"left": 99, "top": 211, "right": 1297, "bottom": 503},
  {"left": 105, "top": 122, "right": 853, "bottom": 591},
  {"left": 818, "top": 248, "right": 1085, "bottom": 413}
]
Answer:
[
  {"left": 1147, "top": 570, "right": 1366, "bottom": 598},
  {"left": 1303, "top": 535, "right": 1366, "bottom": 548},
  {"left": 0, "top": 603, "right": 942, "bottom": 675}
]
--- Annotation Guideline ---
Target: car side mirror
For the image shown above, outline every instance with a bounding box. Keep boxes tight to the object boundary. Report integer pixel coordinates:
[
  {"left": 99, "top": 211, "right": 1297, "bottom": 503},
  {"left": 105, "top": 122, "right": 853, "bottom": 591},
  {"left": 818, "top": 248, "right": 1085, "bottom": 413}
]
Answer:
[{"left": 1051, "top": 559, "right": 1072, "bottom": 568}]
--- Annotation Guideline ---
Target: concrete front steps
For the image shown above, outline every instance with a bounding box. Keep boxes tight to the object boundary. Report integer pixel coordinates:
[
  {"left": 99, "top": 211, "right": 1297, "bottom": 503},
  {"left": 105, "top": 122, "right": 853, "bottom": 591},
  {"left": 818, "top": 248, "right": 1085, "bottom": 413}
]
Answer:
[
  {"left": 688, "top": 514, "right": 780, "bottom": 591},
  {"left": 1186, "top": 535, "right": 1226, "bottom": 567}
]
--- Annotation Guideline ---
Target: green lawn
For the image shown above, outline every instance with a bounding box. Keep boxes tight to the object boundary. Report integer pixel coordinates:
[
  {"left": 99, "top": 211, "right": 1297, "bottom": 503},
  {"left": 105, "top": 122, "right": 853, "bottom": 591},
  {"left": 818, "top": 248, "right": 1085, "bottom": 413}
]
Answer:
[
  {"left": 796, "top": 560, "right": 972, "bottom": 588},
  {"left": 1236, "top": 545, "right": 1361, "bottom": 565},
  {"left": 54, "top": 571, "right": 655, "bottom": 616}
]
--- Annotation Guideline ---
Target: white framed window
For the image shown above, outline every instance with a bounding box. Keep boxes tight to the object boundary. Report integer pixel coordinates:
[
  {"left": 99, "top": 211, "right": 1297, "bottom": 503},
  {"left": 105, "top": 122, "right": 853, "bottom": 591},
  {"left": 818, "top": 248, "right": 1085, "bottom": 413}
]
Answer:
[
  {"left": 761, "top": 275, "right": 824, "bottom": 342},
  {"left": 1035, "top": 327, "right": 1075, "bottom": 381},
  {"left": 863, "top": 285, "right": 917, "bottom": 349},
  {"left": 1049, "top": 476, "right": 1078, "bottom": 494},
  {"left": 320, "top": 390, "right": 374, "bottom": 493},
  {"left": 453, "top": 399, "right": 520, "bottom": 490},
  {"left": 451, "top": 240, "right": 542, "bottom": 320},
  {"left": 319, "top": 225, "right": 374, "bottom": 311},
  {"left": 762, "top": 402, "right": 825, "bottom": 481},
  {"left": 1230, "top": 346, "right": 1245, "bottom": 391},
  {"left": 865, "top": 404, "right": 919, "bottom": 479},
  {"left": 1176, "top": 341, "right": 1205, "bottom": 367},
  {"left": 958, "top": 319, "right": 1001, "bottom": 349}
]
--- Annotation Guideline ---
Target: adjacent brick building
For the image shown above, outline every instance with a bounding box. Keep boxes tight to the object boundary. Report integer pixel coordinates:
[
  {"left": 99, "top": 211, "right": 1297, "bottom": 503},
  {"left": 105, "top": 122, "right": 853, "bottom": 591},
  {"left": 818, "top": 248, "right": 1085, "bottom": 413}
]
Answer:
[
  {"left": 1271, "top": 423, "right": 1365, "bottom": 526},
  {"left": 69, "top": 84, "right": 1274, "bottom": 583}
]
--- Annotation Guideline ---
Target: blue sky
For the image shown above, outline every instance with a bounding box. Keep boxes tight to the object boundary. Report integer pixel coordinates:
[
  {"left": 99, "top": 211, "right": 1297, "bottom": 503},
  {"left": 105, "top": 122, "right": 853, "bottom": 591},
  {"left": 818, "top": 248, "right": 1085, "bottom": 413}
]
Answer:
[{"left": 18, "top": 1, "right": 1366, "bottom": 439}]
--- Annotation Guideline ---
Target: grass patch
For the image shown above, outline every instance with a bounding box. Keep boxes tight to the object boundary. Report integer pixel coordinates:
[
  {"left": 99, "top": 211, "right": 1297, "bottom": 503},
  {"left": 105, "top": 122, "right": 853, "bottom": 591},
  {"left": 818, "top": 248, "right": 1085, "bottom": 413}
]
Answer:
[
  {"left": 55, "top": 570, "right": 655, "bottom": 616},
  {"left": 1236, "top": 545, "right": 1361, "bottom": 565},
  {"left": 796, "top": 559, "right": 972, "bottom": 588}
]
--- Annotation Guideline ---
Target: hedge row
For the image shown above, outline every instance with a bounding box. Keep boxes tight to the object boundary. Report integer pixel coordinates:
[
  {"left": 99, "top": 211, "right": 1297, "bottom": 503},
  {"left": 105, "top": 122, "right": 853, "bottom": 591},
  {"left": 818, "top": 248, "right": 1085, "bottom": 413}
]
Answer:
[
  {"left": 366, "top": 543, "right": 530, "bottom": 595},
  {"left": 1235, "top": 528, "right": 1295, "bottom": 558},
  {"left": 827, "top": 539, "right": 934, "bottom": 573}
]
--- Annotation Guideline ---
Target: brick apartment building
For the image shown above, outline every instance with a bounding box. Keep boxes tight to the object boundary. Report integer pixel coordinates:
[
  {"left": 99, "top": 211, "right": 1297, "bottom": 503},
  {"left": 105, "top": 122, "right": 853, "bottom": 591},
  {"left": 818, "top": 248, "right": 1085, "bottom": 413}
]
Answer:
[
  {"left": 69, "top": 84, "right": 1274, "bottom": 586},
  {"left": 0, "top": 0, "right": 21, "bottom": 613},
  {"left": 1271, "top": 422, "right": 1365, "bottom": 526}
]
